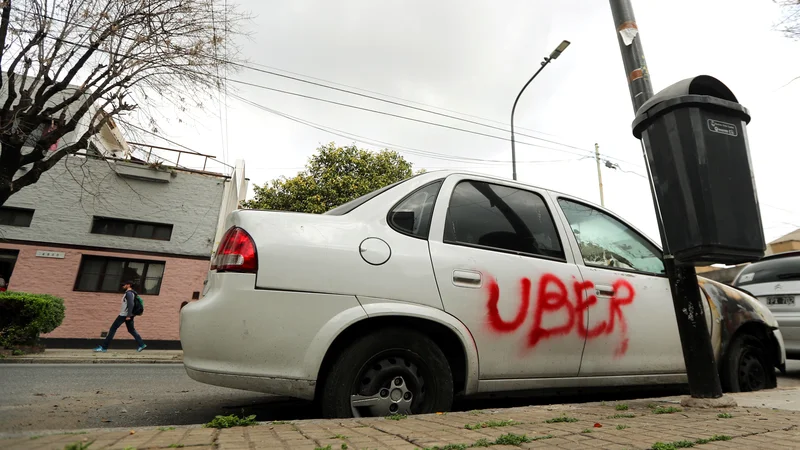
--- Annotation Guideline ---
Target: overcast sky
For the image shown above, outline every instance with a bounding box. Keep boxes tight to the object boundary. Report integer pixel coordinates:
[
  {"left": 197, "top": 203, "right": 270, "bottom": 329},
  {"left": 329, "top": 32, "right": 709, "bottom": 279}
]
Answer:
[{"left": 143, "top": 0, "right": 800, "bottom": 245}]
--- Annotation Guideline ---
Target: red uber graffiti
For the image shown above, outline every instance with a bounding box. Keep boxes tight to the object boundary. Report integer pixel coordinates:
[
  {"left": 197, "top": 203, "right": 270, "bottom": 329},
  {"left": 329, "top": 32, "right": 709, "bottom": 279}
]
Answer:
[{"left": 486, "top": 274, "right": 636, "bottom": 357}]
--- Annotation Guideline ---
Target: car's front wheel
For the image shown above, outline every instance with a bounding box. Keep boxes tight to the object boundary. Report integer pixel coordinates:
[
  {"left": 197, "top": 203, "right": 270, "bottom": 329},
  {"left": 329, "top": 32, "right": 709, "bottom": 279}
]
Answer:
[
  {"left": 320, "top": 327, "right": 454, "bottom": 418},
  {"left": 721, "top": 333, "right": 777, "bottom": 392}
]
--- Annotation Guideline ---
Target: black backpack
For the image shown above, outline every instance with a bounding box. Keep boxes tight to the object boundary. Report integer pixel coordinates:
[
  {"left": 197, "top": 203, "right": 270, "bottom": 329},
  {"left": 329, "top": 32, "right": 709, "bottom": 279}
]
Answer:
[{"left": 131, "top": 291, "right": 144, "bottom": 316}]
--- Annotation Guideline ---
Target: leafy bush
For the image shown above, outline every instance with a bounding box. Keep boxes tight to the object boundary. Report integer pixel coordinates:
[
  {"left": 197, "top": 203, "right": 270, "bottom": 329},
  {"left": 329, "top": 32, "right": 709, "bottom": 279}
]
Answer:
[
  {"left": 203, "top": 414, "right": 257, "bottom": 428},
  {"left": 0, "top": 292, "right": 65, "bottom": 348}
]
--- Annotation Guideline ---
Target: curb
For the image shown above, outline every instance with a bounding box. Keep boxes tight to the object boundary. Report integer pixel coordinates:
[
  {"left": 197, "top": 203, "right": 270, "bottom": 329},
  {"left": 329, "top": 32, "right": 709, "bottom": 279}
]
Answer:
[{"left": 0, "top": 358, "right": 183, "bottom": 364}]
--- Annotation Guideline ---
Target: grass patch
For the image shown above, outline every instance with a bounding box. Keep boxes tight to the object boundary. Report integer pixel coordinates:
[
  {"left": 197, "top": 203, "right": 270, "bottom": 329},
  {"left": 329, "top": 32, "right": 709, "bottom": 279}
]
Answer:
[
  {"left": 422, "top": 445, "right": 469, "bottom": 450},
  {"left": 695, "top": 435, "right": 732, "bottom": 444},
  {"left": 608, "top": 413, "right": 635, "bottom": 419},
  {"left": 652, "top": 442, "right": 694, "bottom": 450},
  {"left": 314, "top": 446, "right": 332, "bottom": 450},
  {"left": 422, "top": 433, "right": 552, "bottom": 450},
  {"left": 615, "top": 404, "right": 629, "bottom": 411},
  {"left": 330, "top": 434, "right": 348, "bottom": 440},
  {"left": 167, "top": 445, "right": 184, "bottom": 449},
  {"left": 652, "top": 435, "right": 733, "bottom": 450},
  {"left": 158, "top": 427, "right": 176, "bottom": 431},
  {"left": 203, "top": 413, "right": 257, "bottom": 429},
  {"left": 341, "top": 445, "right": 348, "bottom": 450},
  {"left": 652, "top": 406, "right": 682, "bottom": 414},
  {"left": 386, "top": 414, "right": 407, "bottom": 421},
  {"left": 581, "top": 429, "right": 592, "bottom": 433},
  {"left": 647, "top": 403, "right": 659, "bottom": 409},
  {"left": 616, "top": 424, "right": 629, "bottom": 430},
  {"left": 717, "top": 413, "right": 733, "bottom": 419},
  {"left": 544, "top": 415, "right": 578, "bottom": 423},
  {"left": 64, "top": 443, "right": 93, "bottom": 450},
  {"left": 469, "top": 410, "right": 484, "bottom": 416},
  {"left": 494, "top": 434, "right": 532, "bottom": 446},
  {"left": 464, "top": 419, "right": 516, "bottom": 430},
  {"left": 271, "top": 420, "right": 291, "bottom": 425}
]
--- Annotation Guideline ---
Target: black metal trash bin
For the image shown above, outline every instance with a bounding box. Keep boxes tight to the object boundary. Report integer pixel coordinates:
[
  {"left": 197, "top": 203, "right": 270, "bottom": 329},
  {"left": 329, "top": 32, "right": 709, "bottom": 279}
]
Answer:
[{"left": 632, "top": 75, "right": 765, "bottom": 265}]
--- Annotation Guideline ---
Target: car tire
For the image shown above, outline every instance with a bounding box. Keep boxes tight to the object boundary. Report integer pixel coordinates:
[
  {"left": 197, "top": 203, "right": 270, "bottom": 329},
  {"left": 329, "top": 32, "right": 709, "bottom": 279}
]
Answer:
[
  {"left": 320, "top": 327, "right": 454, "bottom": 418},
  {"left": 721, "top": 333, "right": 777, "bottom": 392}
]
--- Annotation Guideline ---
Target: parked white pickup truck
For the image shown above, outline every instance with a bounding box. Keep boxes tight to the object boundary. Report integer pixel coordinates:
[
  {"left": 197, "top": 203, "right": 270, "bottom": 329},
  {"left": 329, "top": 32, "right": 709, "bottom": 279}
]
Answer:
[{"left": 180, "top": 171, "right": 785, "bottom": 418}]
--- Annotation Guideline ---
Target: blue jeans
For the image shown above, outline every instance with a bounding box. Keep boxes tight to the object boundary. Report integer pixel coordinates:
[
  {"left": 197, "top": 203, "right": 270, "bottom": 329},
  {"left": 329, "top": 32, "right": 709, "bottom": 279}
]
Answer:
[{"left": 101, "top": 316, "right": 144, "bottom": 349}]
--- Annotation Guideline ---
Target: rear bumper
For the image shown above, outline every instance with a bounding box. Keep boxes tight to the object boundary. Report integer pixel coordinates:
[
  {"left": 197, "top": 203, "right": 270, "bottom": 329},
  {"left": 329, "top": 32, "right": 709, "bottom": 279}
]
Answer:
[
  {"left": 775, "top": 316, "right": 800, "bottom": 356},
  {"left": 180, "top": 272, "right": 368, "bottom": 400}
]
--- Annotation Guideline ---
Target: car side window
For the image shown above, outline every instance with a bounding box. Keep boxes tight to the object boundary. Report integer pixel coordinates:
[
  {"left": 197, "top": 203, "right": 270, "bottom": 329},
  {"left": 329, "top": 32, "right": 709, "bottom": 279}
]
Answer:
[
  {"left": 443, "top": 180, "right": 564, "bottom": 260},
  {"left": 388, "top": 181, "right": 443, "bottom": 239},
  {"left": 557, "top": 198, "right": 665, "bottom": 275}
]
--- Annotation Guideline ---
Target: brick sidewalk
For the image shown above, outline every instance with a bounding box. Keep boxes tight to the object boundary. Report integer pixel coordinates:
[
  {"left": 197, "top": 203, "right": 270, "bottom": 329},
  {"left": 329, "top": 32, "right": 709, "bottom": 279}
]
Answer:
[{"left": 2, "top": 396, "right": 798, "bottom": 450}]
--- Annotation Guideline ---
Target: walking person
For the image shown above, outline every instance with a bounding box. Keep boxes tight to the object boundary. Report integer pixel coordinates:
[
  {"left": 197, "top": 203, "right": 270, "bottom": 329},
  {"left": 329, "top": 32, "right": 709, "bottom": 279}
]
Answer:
[{"left": 94, "top": 281, "right": 146, "bottom": 352}]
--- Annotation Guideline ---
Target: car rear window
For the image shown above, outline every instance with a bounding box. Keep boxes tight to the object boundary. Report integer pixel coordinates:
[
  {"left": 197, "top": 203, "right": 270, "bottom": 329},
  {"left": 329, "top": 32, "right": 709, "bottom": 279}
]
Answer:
[
  {"left": 324, "top": 174, "right": 422, "bottom": 216},
  {"left": 735, "top": 256, "right": 800, "bottom": 286}
]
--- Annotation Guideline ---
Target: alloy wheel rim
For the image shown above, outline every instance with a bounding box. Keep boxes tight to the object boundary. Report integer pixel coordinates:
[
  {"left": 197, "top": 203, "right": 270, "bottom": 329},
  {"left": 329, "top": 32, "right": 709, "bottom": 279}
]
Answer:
[{"left": 350, "top": 354, "right": 427, "bottom": 417}]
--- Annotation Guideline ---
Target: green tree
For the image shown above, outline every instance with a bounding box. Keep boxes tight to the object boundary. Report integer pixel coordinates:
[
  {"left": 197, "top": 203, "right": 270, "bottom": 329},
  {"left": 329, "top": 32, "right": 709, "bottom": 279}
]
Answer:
[{"left": 245, "top": 143, "right": 417, "bottom": 213}]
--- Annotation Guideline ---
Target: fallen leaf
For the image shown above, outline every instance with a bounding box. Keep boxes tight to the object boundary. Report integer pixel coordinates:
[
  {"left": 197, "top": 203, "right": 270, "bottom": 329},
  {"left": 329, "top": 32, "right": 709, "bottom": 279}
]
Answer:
[
  {"left": 129, "top": 430, "right": 135, "bottom": 435},
  {"left": 594, "top": 423, "right": 603, "bottom": 428}
]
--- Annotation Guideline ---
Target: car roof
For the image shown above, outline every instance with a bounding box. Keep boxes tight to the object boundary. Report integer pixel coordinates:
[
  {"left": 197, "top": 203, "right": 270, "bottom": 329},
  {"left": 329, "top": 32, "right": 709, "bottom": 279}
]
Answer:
[
  {"left": 757, "top": 250, "right": 800, "bottom": 262},
  {"left": 425, "top": 170, "right": 605, "bottom": 208}
]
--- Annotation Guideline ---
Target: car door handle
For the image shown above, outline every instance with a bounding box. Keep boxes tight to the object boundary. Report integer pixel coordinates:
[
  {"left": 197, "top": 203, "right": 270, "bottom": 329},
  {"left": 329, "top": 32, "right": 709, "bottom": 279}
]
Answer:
[
  {"left": 595, "top": 285, "right": 615, "bottom": 297},
  {"left": 453, "top": 270, "right": 482, "bottom": 288}
]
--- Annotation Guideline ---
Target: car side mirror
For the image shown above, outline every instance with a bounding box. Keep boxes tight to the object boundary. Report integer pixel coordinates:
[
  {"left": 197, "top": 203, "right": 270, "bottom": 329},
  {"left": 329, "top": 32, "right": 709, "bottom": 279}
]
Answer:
[{"left": 391, "top": 210, "right": 415, "bottom": 232}]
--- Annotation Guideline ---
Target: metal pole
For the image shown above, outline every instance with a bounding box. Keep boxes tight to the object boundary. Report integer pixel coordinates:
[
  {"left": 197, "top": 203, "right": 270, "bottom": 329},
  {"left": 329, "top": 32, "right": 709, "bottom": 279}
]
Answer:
[
  {"left": 595, "top": 143, "right": 605, "bottom": 207},
  {"left": 511, "top": 61, "right": 551, "bottom": 181},
  {"left": 609, "top": 0, "right": 723, "bottom": 399}
]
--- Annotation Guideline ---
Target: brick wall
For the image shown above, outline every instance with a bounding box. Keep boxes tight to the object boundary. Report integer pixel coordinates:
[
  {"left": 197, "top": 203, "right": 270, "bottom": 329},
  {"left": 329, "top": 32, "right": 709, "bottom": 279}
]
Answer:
[{"left": 0, "top": 242, "right": 208, "bottom": 341}]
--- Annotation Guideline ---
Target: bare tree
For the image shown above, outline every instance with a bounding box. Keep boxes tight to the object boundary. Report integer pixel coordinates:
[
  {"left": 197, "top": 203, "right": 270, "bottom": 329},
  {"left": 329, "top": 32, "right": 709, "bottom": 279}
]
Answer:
[
  {"left": 0, "top": 0, "right": 247, "bottom": 206},
  {"left": 776, "top": 1, "right": 800, "bottom": 38}
]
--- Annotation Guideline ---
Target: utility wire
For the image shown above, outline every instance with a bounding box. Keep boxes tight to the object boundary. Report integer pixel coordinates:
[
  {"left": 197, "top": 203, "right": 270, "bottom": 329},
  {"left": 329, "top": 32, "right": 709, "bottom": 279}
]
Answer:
[
  {"left": 228, "top": 78, "right": 594, "bottom": 159},
  {"left": 20, "top": 12, "right": 650, "bottom": 167},
  {"left": 229, "top": 92, "right": 589, "bottom": 167}
]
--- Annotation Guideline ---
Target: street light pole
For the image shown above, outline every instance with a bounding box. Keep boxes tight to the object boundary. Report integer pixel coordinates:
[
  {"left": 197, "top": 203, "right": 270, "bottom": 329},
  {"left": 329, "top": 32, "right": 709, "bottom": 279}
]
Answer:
[{"left": 510, "top": 40, "right": 570, "bottom": 181}]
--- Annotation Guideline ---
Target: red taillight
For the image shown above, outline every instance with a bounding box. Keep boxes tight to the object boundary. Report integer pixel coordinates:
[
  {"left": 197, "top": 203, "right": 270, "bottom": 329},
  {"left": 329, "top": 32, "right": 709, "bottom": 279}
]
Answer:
[{"left": 211, "top": 227, "right": 258, "bottom": 273}]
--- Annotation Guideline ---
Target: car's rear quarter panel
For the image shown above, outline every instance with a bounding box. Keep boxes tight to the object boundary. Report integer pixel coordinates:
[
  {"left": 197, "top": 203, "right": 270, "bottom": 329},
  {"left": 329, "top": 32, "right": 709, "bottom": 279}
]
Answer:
[
  {"left": 233, "top": 185, "right": 444, "bottom": 309},
  {"left": 180, "top": 272, "right": 367, "bottom": 399}
]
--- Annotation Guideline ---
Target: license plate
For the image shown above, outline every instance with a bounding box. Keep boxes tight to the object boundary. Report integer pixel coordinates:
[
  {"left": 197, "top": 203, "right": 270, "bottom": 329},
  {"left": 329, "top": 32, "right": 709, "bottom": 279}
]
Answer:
[{"left": 767, "top": 296, "right": 795, "bottom": 306}]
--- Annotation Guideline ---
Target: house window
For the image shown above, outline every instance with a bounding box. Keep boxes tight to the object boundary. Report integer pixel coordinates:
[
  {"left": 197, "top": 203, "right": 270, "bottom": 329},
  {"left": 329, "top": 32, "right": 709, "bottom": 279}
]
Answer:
[
  {"left": 75, "top": 256, "right": 166, "bottom": 295},
  {"left": 91, "top": 217, "right": 173, "bottom": 241},
  {"left": 0, "top": 207, "right": 34, "bottom": 227}
]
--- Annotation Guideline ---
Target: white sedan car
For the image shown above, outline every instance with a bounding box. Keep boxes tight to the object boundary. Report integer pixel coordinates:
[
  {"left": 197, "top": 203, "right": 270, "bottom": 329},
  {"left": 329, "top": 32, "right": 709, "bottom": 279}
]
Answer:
[{"left": 181, "top": 171, "right": 785, "bottom": 418}]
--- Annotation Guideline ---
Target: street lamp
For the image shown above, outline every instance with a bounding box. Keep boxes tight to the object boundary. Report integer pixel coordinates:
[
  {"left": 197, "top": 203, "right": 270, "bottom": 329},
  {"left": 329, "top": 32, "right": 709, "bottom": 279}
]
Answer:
[{"left": 510, "top": 40, "right": 571, "bottom": 181}]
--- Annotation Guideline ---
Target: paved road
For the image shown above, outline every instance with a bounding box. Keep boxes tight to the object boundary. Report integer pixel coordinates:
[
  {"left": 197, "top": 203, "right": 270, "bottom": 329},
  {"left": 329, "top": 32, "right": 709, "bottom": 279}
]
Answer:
[{"left": 1, "top": 361, "right": 798, "bottom": 433}]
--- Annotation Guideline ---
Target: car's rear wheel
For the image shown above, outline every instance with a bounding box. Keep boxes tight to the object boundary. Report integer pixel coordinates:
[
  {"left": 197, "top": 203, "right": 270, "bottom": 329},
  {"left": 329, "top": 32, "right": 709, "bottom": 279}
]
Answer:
[
  {"left": 320, "top": 327, "right": 453, "bottom": 418},
  {"left": 721, "top": 334, "right": 777, "bottom": 392}
]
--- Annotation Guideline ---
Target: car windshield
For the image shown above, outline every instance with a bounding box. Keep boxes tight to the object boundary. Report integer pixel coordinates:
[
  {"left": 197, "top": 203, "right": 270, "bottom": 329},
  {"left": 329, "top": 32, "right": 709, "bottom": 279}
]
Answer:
[
  {"left": 324, "top": 175, "right": 420, "bottom": 216},
  {"left": 735, "top": 255, "right": 800, "bottom": 286}
]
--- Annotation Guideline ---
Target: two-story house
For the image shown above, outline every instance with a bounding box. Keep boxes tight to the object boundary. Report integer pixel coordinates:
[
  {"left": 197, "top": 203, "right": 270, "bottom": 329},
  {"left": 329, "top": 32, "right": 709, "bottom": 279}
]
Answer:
[{"left": 0, "top": 76, "right": 246, "bottom": 348}]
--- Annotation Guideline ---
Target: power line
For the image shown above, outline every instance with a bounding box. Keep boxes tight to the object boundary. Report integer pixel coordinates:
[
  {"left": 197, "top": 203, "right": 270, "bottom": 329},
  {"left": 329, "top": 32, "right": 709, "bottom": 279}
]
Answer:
[
  {"left": 228, "top": 78, "right": 596, "bottom": 159},
  {"left": 27, "top": 9, "right": 591, "bottom": 151},
  {"left": 18, "top": 12, "right": 646, "bottom": 165},
  {"left": 229, "top": 91, "right": 591, "bottom": 167},
  {"left": 14, "top": 21, "right": 647, "bottom": 175}
]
